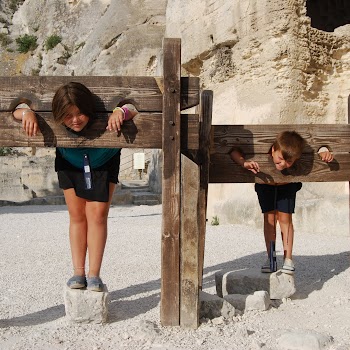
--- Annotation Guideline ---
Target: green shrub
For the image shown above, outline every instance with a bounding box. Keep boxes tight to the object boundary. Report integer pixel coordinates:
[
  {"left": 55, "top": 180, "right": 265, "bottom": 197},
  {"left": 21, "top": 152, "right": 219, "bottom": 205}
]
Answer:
[
  {"left": 0, "top": 147, "right": 14, "bottom": 156},
  {"left": 211, "top": 215, "right": 220, "bottom": 226},
  {"left": 16, "top": 34, "right": 38, "bottom": 53},
  {"left": 45, "top": 34, "right": 62, "bottom": 50}
]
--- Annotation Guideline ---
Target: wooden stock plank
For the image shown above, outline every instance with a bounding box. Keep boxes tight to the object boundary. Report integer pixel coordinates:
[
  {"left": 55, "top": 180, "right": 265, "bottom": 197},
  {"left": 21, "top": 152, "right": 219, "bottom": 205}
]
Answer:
[
  {"left": 180, "top": 154, "right": 200, "bottom": 329},
  {"left": 197, "top": 90, "right": 213, "bottom": 291},
  {"left": 213, "top": 124, "right": 350, "bottom": 154},
  {"left": 161, "top": 38, "right": 181, "bottom": 326},
  {"left": 209, "top": 152, "right": 350, "bottom": 183},
  {"left": 0, "top": 112, "right": 200, "bottom": 150},
  {"left": 0, "top": 76, "right": 199, "bottom": 112}
]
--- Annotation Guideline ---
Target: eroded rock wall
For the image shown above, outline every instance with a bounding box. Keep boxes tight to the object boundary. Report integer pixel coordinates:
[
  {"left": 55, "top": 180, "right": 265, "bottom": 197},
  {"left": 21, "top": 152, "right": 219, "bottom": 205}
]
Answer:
[
  {"left": 165, "top": 0, "right": 350, "bottom": 235},
  {"left": 1, "top": 0, "right": 350, "bottom": 235}
]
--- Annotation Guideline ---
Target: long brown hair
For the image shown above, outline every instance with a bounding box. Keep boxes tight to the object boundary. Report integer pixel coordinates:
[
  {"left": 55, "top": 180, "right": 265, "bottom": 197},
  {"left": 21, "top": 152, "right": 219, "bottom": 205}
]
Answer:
[{"left": 52, "top": 82, "right": 95, "bottom": 124}]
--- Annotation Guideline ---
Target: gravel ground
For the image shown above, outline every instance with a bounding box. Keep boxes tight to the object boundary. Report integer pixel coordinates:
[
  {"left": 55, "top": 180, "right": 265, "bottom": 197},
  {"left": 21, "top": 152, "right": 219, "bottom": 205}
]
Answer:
[{"left": 0, "top": 203, "right": 349, "bottom": 350}]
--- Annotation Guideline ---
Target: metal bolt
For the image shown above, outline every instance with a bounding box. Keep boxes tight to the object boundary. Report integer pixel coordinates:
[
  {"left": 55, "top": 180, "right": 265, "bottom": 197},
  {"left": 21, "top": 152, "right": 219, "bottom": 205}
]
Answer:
[
  {"left": 169, "top": 121, "right": 175, "bottom": 126},
  {"left": 170, "top": 136, "right": 175, "bottom": 140}
]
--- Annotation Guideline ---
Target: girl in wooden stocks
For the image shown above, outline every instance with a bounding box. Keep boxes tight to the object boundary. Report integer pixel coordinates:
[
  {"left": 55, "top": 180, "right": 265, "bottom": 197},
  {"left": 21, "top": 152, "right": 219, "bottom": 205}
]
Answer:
[{"left": 13, "top": 82, "right": 138, "bottom": 291}]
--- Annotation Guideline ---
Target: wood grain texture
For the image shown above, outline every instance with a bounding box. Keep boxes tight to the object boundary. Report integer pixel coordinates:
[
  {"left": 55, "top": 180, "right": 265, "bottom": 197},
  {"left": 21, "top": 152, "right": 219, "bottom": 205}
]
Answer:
[
  {"left": 197, "top": 91, "right": 213, "bottom": 291},
  {"left": 209, "top": 152, "right": 350, "bottom": 183},
  {"left": 180, "top": 154, "right": 200, "bottom": 329},
  {"left": 213, "top": 124, "right": 350, "bottom": 154},
  {"left": 161, "top": 38, "right": 181, "bottom": 326},
  {"left": 0, "top": 76, "right": 199, "bottom": 113},
  {"left": 0, "top": 112, "right": 199, "bottom": 150}
]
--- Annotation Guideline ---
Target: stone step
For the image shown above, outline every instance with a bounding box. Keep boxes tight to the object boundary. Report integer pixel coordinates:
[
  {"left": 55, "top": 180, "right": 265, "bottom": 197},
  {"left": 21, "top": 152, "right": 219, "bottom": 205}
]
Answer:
[
  {"left": 131, "top": 191, "right": 161, "bottom": 205},
  {"left": 133, "top": 199, "right": 160, "bottom": 206},
  {"left": 120, "top": 180, "right": 149, "bottom": 191}
]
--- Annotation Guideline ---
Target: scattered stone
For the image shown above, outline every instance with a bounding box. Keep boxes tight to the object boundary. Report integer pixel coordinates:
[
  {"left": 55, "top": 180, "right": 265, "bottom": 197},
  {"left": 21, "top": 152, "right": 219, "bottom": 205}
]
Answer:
[
  {"left": 245, "top": 291, "right": 271, "bottom": 311},
  {"left": 224, "top": 291, "right": 270, "bottom": 312},
  {"left": 199, "top": 291, "right": 235, "bottom": 320},
  {"left": 223, "top": 294, "right": 247, "bottom": 311},
  {"left": 277, "top": 330, "right": 334, "bottom": 350}
]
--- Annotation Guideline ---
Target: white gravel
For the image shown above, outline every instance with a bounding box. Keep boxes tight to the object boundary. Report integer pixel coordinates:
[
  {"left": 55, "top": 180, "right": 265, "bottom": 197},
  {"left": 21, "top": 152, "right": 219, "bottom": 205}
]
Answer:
[{"left": 0, "top": 203, "right": 349, "bottom": 349}]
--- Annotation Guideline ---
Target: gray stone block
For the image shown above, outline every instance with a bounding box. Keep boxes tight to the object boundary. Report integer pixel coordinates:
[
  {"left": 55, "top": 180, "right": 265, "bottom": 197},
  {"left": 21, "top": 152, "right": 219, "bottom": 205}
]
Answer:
[
  {"left": 63, "top": 285, "right": 109, "bottom": 324},
  {"left": 224, "top": 291, "right": 271, "bottom": 311},
  {"left": 199, "top": 291, "right": 235, "bottom": 319},
  {"left": 223, "top": 294, "right": 247, "bottom": 311},
  {"left": 215, "top": 268, "right": 296, "bottom": 300}
]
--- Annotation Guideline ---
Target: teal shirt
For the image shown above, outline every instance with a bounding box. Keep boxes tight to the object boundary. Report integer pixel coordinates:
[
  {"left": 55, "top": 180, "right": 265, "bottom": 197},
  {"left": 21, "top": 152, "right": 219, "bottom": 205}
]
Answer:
[{"left": 57, "top": 147, "right": 121, "bottom": 169}]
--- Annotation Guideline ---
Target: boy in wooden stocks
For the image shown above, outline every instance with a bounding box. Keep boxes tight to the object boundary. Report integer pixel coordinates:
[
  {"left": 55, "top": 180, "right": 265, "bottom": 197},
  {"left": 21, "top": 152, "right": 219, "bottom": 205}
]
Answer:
[
  {"left": 13, "top": 82, "right": 138, "bottom": 291},
  {"left": 230, "top": 131, "right": 333, "bottom": 274}
]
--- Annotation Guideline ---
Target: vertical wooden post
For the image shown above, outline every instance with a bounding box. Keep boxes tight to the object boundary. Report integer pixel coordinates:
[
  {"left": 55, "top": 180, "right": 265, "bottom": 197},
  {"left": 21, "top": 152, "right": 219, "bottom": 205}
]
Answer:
[
  {"left": 180, "top": 154, "right": 200, "bottom": 328},
  {"left": 197, "top": 90, "right": 213, "bottom": 290},
  {"left": 161, "top": 38, "right": 181, "bottom": 326},
  {"left": 348, "top": 95, "right": 350, "bottom": 238}
]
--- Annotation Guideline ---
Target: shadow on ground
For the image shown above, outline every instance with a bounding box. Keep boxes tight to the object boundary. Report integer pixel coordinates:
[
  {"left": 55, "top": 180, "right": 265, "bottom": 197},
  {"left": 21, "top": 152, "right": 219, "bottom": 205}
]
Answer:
[{"left": 1, "top": 250, "right": 349, "bottom": 327}]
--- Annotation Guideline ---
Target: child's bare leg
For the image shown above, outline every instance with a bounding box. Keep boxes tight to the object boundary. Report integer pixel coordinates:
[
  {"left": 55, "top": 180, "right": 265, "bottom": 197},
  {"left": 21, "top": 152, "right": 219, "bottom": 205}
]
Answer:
[
  {"left": 263, "top": 211, "right": 277, "bottom": 256},
  {"left": 278, "top": 212, "right": 294, "bottom": 259},
  {"left": 64, "top": 188, "right": 88, "bottom": 276},
  {"left": 86, "top": 183, "right": 116, "bottom": 277}
]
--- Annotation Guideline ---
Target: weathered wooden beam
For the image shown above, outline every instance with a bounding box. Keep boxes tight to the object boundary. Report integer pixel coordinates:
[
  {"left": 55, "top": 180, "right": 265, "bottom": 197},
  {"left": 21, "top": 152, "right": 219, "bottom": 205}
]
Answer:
[
  {"left": 210, "top": 152, "right": 350, "bottom": 183},
  {"left": 0, "top": 112, "right": 200, "bottom": 150},
  {"left": 197, "top": 90, "right": 213, "bottom": 292},
  {"left": 0, "top": 76, "right": 199, "bottom": 113},
  {"left": 180, "top": 154, "right": 200, "bottom": 328},
  {"left": 213, "top": 124, "right": 350, "bottom": 154},
  {"left": 161, "top": 38, "right": 181, "bottom": 326}
]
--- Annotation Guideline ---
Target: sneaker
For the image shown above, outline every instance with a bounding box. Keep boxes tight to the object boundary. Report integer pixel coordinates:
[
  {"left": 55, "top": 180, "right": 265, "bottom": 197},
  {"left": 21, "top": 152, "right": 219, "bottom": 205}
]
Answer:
[
  {"left": 281, "top": 258, "right": 295, "bottom": 275},
  {"left": 87, "top": 276, "right": 104, "bottom": 292},
  {"left": 67, "top": 275, "right": 87, "bottom": 289},
  {"left": 261, "top": 258, "right": 272, "bottom": 273}
]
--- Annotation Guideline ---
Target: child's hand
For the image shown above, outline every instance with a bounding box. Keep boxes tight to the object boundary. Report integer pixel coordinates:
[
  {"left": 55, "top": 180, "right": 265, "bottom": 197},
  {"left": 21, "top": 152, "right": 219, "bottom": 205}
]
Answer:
[
  {"left": 319, "top": 150, "right": 333, "bottom": 163},
  {"left": 106, "top": 109, "right": 124, "bottom": 132},
  {"left": 13, "top": 109, "right": 39, "bottom": 137},
  {"left": 243, "top": 160, "right": 260, "bottom": 174}
]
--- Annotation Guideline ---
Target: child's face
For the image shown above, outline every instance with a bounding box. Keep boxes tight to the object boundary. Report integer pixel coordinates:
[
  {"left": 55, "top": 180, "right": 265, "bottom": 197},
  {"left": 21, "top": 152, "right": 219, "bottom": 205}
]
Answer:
[
  {"left": 63, "top": 105, "right": 89, "bottom": 132},
  {"left": 271, "top": 147, "right": 295, "bottom": 170}
]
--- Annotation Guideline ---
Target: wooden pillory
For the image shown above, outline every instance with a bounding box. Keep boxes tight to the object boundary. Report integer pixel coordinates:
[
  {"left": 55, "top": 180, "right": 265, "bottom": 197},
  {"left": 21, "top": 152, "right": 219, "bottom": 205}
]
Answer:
[
  {"left": 1, "top": 37, "right": 348, "bottom": 329},
  {"left": 0, "top": 38, "right": 212, "bottom": 329},
  {"left": 210, "top": 124, "right": 350, "bottom": 183}
]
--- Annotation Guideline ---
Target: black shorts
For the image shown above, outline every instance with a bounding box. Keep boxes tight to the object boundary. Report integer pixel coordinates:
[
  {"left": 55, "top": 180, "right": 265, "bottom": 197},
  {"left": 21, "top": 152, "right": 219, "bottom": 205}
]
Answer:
[
  {"left": 255, "top": 183, "right": 302, "bottom": 214},
  {"left": 55, "top": 149, "right": 120, "bottom": 202}
]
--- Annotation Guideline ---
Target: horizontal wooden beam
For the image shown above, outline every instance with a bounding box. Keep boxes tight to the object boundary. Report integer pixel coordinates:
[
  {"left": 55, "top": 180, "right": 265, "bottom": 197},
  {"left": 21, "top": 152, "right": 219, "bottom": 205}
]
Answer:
[
  {"left": 213, "top": 124, "right": 350, "bottom": 154},
  {"left": 0, "top": 112, "right": 200, "bottom": 150},
  {"left": 209, "top": 152, "right": 350, "bottom": 183},
  {"left": 0, "top": 76, "right": 199, "bottom": 113}
]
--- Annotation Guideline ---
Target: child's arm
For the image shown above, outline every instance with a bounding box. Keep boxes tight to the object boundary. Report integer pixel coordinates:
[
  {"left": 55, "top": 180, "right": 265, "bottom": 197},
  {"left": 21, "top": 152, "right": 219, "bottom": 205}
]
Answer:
[
  {"left": 12, "top": 105, "right": 39, "bottom": 137},
  {"left": 318, "top": 147, "right": 334, "bottom": 163},
  {"left": 229, "top": 148, "right": 260, "bottom": 174},
  {"left": 107, "top": 104, "right": 138, "bottom": 133}
]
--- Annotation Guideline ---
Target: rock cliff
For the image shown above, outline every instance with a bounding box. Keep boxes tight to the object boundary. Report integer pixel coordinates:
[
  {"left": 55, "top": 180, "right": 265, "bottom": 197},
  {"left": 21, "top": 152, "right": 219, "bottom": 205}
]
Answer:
[{"left": 1, "top": 0, "right": 350, "bottom": 235}]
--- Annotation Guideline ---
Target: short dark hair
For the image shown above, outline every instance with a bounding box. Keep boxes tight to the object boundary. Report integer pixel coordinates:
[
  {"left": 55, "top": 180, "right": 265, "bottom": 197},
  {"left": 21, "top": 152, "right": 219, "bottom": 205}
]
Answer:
[
  {"left": 52, "top": 82, "right": 95, "bottom": 124},
  {"left": 272, "top": 131, "right": 305, "bottom": 162}
]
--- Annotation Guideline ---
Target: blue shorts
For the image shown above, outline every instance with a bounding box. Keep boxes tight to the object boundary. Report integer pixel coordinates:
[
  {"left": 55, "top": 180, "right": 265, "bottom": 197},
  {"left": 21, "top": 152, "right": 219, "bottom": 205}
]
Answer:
[{"left": 255, "top": 183, "right": 302, "bottom": 214}]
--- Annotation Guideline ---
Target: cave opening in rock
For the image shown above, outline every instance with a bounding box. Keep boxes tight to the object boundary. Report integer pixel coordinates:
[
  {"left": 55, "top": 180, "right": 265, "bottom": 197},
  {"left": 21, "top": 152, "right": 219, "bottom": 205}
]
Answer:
[{"left": 306, "top": 0, "right": 350, "bottom": 32}]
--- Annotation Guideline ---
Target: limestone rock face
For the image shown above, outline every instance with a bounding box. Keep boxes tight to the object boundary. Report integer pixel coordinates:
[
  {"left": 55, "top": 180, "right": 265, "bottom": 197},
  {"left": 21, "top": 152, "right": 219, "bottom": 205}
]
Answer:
[
  {"left": 1, "top": 0, "right": 350, "bottom": 235},
  {"left": 165, "top": 0, "right": 350, "bottom": 235},
  {"left": 8, "top": 0, "right": 167, "bottom": 76}
]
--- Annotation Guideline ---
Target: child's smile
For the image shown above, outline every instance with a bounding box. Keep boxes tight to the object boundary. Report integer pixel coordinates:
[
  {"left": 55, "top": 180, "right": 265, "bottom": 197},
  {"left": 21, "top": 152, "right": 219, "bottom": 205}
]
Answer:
[
  {"left": 63, "top": 105, "right": 89, "bottom": 132},
  {"left": 271, "top": 147, "right": 294, "bottom": 171}
]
